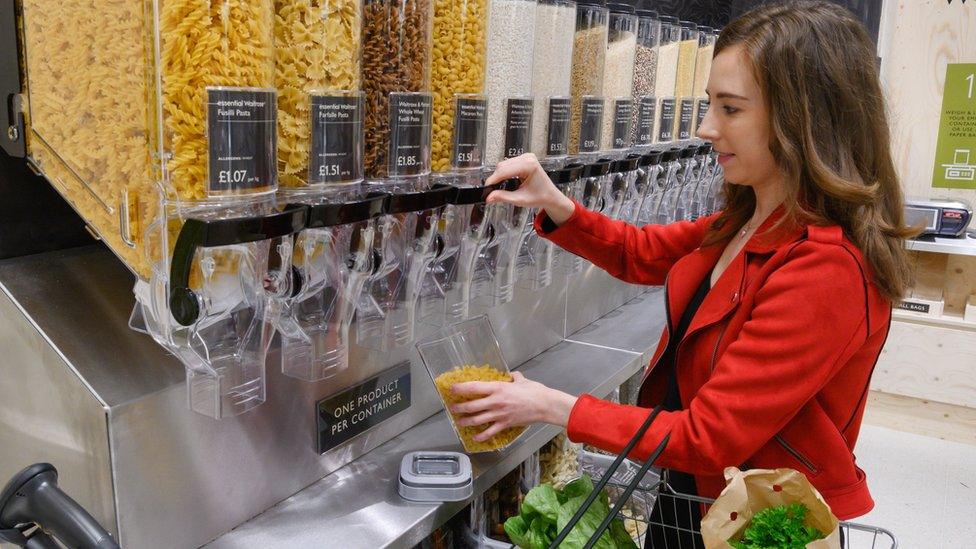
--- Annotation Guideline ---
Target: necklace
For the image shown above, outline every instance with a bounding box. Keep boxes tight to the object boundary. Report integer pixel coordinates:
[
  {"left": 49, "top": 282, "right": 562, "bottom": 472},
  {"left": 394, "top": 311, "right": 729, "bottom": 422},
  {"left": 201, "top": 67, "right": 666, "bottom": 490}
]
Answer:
[{"left": 738, "top": 220, "right": 758, "bottom": 239}]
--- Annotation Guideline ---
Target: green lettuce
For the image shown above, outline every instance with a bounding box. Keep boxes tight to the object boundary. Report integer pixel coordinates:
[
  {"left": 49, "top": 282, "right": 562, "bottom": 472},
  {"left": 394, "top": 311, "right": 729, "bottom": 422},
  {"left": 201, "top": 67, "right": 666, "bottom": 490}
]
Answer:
[{"left": 502, "top": 475, "right": 638, "bottom": 549}]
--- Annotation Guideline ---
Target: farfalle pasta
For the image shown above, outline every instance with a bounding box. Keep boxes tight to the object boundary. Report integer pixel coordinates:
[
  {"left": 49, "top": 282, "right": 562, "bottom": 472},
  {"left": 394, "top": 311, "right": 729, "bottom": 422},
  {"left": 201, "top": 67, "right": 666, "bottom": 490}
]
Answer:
[{"left": 274, "top": 0, "right": 362, "bottom": 188}]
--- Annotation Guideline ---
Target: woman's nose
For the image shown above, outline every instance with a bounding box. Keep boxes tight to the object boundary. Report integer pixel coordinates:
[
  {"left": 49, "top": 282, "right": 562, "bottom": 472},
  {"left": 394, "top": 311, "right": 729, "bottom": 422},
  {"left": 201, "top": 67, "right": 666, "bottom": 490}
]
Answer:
[{"left": 696, "top": 104, "right": 719, "bottom": 141}]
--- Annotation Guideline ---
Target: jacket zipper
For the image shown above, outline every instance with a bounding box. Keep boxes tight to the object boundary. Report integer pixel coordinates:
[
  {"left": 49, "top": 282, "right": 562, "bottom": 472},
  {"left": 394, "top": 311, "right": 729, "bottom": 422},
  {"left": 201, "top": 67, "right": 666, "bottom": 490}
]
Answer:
[
  {"left": 708, "top": 322, "right": 729, "bottom": 372},
  {"left": 774, "top": 434, "right": 820, "bottom": 474},
  {"left": 639, "top": 273, "right": 674, "bottom": 387}
]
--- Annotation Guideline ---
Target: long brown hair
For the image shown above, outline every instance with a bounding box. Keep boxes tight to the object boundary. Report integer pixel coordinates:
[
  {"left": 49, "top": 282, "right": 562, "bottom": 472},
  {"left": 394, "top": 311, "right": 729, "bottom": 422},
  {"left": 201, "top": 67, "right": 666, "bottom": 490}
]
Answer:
[{"left": 703, "top": 1, "right": 915, "bottom": 302}]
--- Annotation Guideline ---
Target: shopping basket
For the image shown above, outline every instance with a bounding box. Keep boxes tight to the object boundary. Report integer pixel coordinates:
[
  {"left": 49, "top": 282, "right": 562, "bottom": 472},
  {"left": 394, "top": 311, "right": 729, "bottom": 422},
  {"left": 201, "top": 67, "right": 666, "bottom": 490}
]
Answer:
[{"left": 549, "top": 406, "right": 899, "bottom": 549}]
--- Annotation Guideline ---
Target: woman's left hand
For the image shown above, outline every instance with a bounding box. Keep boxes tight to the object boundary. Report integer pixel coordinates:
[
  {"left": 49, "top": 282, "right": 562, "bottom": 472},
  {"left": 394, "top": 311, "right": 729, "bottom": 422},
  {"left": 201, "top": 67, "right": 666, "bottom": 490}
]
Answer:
[{"left": 449, "top": 372, "right": 578, "bottom": 442}]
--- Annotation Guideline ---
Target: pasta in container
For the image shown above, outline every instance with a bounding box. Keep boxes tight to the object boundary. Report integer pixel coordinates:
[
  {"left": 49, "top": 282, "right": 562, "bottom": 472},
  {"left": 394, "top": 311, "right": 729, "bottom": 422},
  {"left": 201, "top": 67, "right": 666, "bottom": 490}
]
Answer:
[{"left": 20, "top": 0, "right": 289, "bottom": 420}]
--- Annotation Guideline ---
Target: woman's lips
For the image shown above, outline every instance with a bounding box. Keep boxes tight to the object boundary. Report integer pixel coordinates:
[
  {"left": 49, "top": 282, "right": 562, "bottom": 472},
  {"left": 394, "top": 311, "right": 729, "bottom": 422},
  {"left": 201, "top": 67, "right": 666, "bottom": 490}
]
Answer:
[{"left": 716, "top": 153, "right": 734, "bottom": 165}]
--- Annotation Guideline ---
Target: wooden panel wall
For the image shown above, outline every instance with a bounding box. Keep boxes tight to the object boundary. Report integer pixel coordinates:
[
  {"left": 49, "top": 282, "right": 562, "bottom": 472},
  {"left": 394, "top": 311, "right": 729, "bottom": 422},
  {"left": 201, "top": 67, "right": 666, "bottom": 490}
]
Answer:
[{"left": 879, "top": 0, "right": 976, "bottom": 203}]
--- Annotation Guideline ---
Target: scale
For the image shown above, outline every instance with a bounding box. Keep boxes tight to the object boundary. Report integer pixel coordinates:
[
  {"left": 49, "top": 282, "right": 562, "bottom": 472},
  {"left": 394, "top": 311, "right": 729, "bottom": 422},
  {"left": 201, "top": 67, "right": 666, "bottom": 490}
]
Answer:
[{"left": 398, "top": 451, "right": 474, "bottom": 503}]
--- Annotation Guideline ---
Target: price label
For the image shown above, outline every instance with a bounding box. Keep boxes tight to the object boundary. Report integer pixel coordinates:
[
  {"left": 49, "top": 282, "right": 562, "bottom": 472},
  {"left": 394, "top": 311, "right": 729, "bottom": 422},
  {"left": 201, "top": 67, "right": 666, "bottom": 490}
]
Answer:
[
  {"left": 309, "top": 93, "right": 363, "bottom": 185},
  {"left": 579, "top": 97, "right": 604, "bottom": 153},
  {"left": 656, "top": 98, "right": 676, "bottom": 143},
  {"left": 612, "top": 99, "right": 634, "bottom": 149},
  {"left": 504, "top": 98, "right": 534, "bottom": 159},
  {"left": 389, "top": 92, "right": 433, "bottom": 176},
  {"left": 207, "top": 88, "right": 277, "bottom": 195},
  {"left": 694, "top": 99, "right": 710, "bottom": 134},
  {"left": 678, "top": 99, "right": 695, "bottom": 140},
  {"left": 635, "top": 96, "right": 656, "bottom": 145},
  {"left": 452, "top": 96, "right": 487, "bottom": 169},
  {"left": 546, "top": 97, "right": 571, "bottom": 156}
]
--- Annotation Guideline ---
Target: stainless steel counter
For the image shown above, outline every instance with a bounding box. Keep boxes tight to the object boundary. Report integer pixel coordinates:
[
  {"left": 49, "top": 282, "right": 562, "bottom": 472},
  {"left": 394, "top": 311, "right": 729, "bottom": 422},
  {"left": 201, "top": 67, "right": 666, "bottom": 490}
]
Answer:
[
  {"left": 206, "top": 340, "right": 643, "bottom": 549},
  {"left": 206, "top": 291, "right": 668, "bottom": 549}
]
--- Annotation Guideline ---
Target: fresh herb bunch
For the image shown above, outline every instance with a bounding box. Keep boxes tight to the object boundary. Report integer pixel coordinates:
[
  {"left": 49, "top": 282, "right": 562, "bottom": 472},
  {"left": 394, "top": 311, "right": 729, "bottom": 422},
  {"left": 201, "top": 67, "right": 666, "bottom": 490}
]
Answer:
[
  {"left": 503, "top": 475, "right": 638, "bottom": 549},
  {"left": 730, "top": 503, "right": 826, "bottom": 549}
]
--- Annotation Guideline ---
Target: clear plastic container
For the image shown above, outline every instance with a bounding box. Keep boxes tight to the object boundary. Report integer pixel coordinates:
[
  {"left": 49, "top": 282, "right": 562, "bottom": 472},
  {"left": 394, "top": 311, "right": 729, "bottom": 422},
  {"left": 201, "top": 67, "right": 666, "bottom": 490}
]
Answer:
[
  {"left": 430, "top": 0, "right": 489, "bottom": 173},
  {"left": 275, "top": 0, "right": 363, "bottom": 189},
  {"left": 600, "top": 3, "right": 638, "bottom": 151},
  {"left": 569, "top": 0, "right": 609, "bottom": 154},
  {"left": 673, "top": 21, "right": 699, "bottom": 141},
  {"left": 484, "top": 0, "right": 538, "bottom": 165},
  {"left": 361, "top": 0, "right": 434, "bottom": 181},
  {"left": 20, "top": 0, "right": 277, "bottom": 278},
  {"left": 529, "top": 0, "right": 577, "bottom": 160},
  {"left": 651, "top": 16, "right": 679, "bottom": 145},
  {"left": 417, "top": 315, "right": 528, "bottom": 453},
  {"left": 630, "top": 9, "right": 659, "bottom": 147},
  {"left": 693, "top": 27, "right": 716, "bottom": 135}
]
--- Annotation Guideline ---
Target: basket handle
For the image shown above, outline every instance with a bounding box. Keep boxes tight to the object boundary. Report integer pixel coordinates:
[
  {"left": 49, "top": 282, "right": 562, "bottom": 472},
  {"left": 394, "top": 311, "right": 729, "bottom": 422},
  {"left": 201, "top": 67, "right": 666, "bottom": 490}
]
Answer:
[{"left": 548, "top": 405, "right": 670, "bottom": 549}]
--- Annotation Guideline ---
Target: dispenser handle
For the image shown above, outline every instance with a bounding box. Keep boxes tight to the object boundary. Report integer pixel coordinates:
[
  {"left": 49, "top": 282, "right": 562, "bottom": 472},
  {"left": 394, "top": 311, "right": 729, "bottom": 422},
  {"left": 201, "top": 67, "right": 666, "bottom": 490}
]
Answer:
[{"left": 169, "top": 204, "right": 309, "bottom": 326}]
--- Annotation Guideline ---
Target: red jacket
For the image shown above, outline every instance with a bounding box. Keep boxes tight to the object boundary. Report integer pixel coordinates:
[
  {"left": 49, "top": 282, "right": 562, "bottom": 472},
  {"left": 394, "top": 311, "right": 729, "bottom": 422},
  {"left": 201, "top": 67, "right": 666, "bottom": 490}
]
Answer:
[{"left": 537, "top": 202, "right": 891, "bottom": 520}]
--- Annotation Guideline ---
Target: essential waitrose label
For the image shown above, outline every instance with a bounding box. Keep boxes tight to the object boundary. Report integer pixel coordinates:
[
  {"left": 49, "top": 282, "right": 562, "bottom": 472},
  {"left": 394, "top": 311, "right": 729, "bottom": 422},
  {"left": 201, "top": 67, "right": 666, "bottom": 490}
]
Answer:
[
  {"left": 678, "top": 99, "right": 695, "bottom": 140},
  {"left": 657, "top": 98, "right": 676, "bottom": 142},
  {"left": 636, "top": 96, "right": 656, "bottom": 145},
  {"left": 612, "top": 99, "right": 633, "bottom": 149},
  {"left": 504, "top": 98, "right": 534, "bottom": 159},
  {"left": 309, "top": 93, "right": 363, "bottom": 184},
  {"left": 316, "top": 362, "right": 411, "bottom": 453},
  {"left": 207, "top": 88, "right": 277, "bottom": 194},
  {"left": 546, "top": 97, "right": 571, "bottom": 156},
  {"left": 452, "top": 96, "right": 487, "bottom": 168},
  {"left": 389, "top": 92, "right": 433, "bottom": 176},
  {"left": 695, "top": 99, "right": 710, "bottom": 133},
  {"left": 579, "top": 97, "right": 604, "bottom": 153}
]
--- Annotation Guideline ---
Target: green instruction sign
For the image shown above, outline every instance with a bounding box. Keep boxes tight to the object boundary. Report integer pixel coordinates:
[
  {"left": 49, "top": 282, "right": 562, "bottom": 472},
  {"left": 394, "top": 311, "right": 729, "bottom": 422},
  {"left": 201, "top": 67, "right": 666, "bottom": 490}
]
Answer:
[{"left": 933, "top": 63, "right": 976, "bottom": 189}]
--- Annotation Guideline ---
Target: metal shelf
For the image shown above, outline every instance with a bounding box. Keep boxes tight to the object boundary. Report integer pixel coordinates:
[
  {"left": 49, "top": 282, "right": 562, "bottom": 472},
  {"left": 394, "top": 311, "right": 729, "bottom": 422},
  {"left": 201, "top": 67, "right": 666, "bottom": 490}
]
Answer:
[
  {"left": 892, "top": 309, "right": 976, "bottom": 332},
  {"left": 905, "top": 234, "right": 976, "bottom": 257}
]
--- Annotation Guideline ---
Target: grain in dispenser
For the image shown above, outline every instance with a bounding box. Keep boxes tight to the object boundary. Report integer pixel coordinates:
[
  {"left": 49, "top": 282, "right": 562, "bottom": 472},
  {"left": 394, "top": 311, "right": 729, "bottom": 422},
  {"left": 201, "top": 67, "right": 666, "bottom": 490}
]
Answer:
[
  {"left": 651, "top": 16, "right": 679, "bottom": 144},
  {"left": 672, "top": 20, "right": 699, "bottom": 141},
  {"left": 600, "top": 2, "right": 638, "bottom": 153},
  {"left": 484, "top": 0, "right": 538, "bottom": 166},
  {"left": 529, "top": 0, "right": 577, "bottom": 164},
  {"left": 631, "top": 8, "right": 659, "bottom": 148},
  {"left": 569, "top": 0, "right": 609, "bottom": 155},
  {"left": 693, "top": 27, "right": 717, "bottom": 135}
]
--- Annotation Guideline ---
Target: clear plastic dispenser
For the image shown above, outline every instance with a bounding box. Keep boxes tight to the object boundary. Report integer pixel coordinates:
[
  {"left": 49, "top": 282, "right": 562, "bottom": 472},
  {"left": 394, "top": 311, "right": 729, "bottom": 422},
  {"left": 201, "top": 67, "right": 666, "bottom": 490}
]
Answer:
[
  {"left": 672, "top": 144, "right": 700, "bottom": 221},
  {"left": 518, "top": 165, "right": 583, "bottom": 290},
  {"left": 416, "top": 315, "right": 527, "bottom": 453},
  {"left": 637, "top": 147, "right": 679, "bottom": 226},
  {"left": 277, "top": 193, "right": 387, "bottom": 381},
  {"left": 550, "top": 163, "right": 587, "bottom": 275},
  {"left": 600, "top": 3, "right": 637, "bottom": 153},
  {"left": 673, "top": 21, "right": 700, "bottom": 142},
  {"left": 530, "top": 0, "right": 577, "bottom": 164},
  {"left": 569, "top": 0, "right": 609, "bottom": 155},
  {"left": 469, "top": 182, "right": 533, "bottom": 310},
  {"left": 357, "top": 184, "right": 452, "bottom": 350},
  {"left": 626, "top": 150, "right": 664, "bottom": 224},
  {"left": 652, "top": 16, "right": 680, "bottom": 145},
  {"left": 606, "top": 154, "right": 641, "bottom": 220},
  {"left": 361, "top": 0, "right": 434, "bottom": 182},
  {"left": 677, "top": 143, "right": 712, "bottom": 222},
  {"left": 631, "top": 8, "right": 659, "bottom": 151},
  {"left": 655, "top": 145, "right": 695, "bottom": 224}
]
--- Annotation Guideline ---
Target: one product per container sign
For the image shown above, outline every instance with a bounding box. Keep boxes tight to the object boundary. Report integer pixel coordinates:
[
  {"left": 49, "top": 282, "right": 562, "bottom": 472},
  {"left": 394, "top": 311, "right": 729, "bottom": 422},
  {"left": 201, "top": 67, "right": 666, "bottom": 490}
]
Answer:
[{"left": 207, "top": 87, "right": 278, "bottom": 195}]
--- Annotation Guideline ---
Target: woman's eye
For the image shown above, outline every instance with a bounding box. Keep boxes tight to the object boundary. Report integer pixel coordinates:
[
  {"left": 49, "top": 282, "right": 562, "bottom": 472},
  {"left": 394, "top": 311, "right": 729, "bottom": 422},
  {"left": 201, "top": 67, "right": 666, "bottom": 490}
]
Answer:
[{"left": 722, "top": 105, "right": 739, "bottom": 114}]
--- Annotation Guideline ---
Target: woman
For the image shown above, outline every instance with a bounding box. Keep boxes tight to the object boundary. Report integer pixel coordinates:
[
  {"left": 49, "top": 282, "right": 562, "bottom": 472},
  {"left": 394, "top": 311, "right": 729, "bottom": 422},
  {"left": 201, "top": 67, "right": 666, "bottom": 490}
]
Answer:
[{"left": 450, "top": 1, "right": 916, "bottom": 545}]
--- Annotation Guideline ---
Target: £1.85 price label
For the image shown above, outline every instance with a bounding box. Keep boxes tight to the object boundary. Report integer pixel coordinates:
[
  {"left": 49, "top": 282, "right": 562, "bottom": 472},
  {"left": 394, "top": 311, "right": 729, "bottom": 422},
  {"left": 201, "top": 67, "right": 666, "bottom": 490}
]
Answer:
[
  {"left": 207, "top": 87, "right": 277, "bottom": 195},
  {"left": 389, "top": 92, "right": 433, "bottom": 177}
]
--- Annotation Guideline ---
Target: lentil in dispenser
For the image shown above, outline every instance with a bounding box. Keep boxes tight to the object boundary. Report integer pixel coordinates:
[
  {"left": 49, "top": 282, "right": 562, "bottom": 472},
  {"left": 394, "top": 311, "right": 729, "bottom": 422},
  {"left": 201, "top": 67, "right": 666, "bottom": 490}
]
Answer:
[{"left": 631, "top": 8, "right": 659, "bottom": 148}]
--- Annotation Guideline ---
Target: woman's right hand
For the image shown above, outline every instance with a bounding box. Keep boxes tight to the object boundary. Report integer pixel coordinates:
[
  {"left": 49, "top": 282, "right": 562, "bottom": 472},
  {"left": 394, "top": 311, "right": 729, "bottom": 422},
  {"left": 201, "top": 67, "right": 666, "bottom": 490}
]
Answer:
[{"left": 485, "top": 153, "right": 576, "bottom": 226}]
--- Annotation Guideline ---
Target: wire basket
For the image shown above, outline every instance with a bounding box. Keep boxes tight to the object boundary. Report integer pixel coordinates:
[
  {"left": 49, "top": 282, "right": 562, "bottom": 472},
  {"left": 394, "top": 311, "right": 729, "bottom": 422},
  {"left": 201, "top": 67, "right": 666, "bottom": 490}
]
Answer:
[{"left": 578, "top": 449, "right": 898, "bottom": 549}]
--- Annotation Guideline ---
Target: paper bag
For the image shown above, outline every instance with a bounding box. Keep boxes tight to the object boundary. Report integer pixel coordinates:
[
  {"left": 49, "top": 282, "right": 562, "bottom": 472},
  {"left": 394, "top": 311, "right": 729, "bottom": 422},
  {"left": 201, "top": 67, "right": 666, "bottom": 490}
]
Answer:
[{"left": 700, "top": 467, "right": 841, "bottom": 549}]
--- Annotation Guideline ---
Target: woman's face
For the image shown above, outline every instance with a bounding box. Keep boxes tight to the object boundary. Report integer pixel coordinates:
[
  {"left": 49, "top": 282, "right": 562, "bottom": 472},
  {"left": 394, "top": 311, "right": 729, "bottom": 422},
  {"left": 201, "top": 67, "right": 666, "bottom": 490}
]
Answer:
[{"left": 697, "top": 45, "right": 782, "bottom": 191}]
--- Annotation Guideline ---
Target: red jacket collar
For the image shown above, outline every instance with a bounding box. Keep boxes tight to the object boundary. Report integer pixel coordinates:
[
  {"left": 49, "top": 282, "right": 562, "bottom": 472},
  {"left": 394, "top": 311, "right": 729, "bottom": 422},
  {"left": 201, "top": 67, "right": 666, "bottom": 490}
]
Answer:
[{"left": 742, "top": 205, "right": 806, "bottom": 255}]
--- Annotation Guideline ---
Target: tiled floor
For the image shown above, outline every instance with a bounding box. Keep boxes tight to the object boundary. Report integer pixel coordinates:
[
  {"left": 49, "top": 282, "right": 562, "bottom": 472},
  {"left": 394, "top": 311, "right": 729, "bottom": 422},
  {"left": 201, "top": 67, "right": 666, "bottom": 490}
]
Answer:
[{"left": 853, "top": 397, "right": 976, "bottom": 549}]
